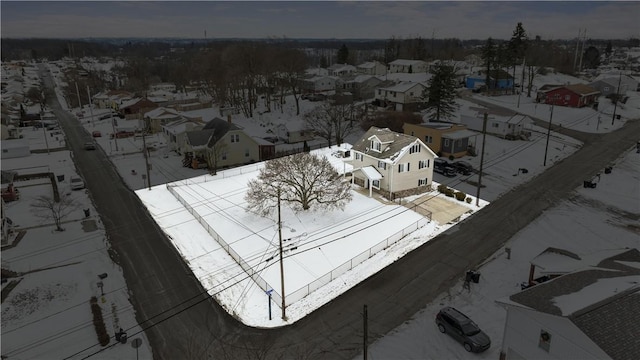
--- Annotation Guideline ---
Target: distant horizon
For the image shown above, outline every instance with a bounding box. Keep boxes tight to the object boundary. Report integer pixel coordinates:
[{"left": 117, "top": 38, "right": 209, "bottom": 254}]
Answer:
[{"left": 2, "top": 1, "right": 638, "bottom": 41}]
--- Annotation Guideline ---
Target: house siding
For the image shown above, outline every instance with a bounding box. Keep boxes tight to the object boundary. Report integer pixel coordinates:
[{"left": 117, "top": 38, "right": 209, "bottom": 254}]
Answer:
[
  {"left": 351, "top": 143, "right": 434, "bottom": 196},
  {"left": 219, "top": 130, "right": 260, "bottom": 167},
  {"left": 501, "top": 306, "right": 611, "bottom": 360}
]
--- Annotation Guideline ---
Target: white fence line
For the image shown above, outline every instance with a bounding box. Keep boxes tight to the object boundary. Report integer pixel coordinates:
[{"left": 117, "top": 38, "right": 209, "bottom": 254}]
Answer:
[
  {"left": 166, "top": 183, "right": 283, "bottom": 306},
  {"left": 166, "top": 182, "right": 428, "bottom": 309},
  {"left": 286, "top": 217, "right": 429, "bottom": 304}
]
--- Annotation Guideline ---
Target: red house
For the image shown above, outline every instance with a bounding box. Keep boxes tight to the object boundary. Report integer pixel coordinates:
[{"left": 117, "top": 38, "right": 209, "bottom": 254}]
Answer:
[{"left": 537, "top": 84, "right": 600, "bottom": 108}]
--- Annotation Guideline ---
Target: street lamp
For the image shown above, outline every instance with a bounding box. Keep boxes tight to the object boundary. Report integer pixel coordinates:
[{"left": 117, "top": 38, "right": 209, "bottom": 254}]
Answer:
[{"left": 266, "top": 289, "right": 273, "bottom": 320}]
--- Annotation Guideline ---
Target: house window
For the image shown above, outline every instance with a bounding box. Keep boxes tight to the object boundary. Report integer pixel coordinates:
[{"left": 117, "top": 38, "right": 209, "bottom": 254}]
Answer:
[
  {"left": 565, "top": 95, "right": 570, "bottom": 101},
  {"left": 230, "top": 134, "right": 239, "bottom": 143},
  {"left": 377, "top": 161, "right": 387, "bottom": 170},
  {"left": 418, "top": 178, "right": 428, "bottom": 186},
  {"left": 355, "top": 152, "right": 363, "bottom": 161},
  {"left": 370, "top": 140, "right": 381, "bottom": 152},
  {"left": 444, "top": 139, "right": 450, "bottom": 147},
  {"left": 221, "top": 152, "right": 227, "bottom": 160},
  {"left": 398, "top": 163, "right": 410, "bottom": 173},
  {"left": 425, "top": 135, "right": 433, "bottom": 144},
  {"left": 604, "top": 86, "right": 610, "bottom": 91},
  {"left": 372, "top": 180, "right": 380, "bottom": 189},
  {"left": 419, "top": 159, "right": 430, "bottom": 169},
  {"left": 538, "top": 330, "right": 552, "bottom": 352},
  {"left": 409, "top": 144, "right": 421, "bottom": 154},
  {"left": 245, "top": 149, "right": 250, "bottom": 157},
  {"left": 492, "top": 123, "right": 499, "bottom": 128}
]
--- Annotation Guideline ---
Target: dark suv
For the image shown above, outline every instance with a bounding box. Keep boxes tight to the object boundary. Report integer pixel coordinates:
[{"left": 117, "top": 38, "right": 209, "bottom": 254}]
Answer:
[
  {"left": 452, "top": 161, "right": 474, "bottom": 175},
  {"left": 434, "top": 159, "right": 457, "bottom": 177},
  {"left": 436, "top": 307, "right": 491, "bottom": 352}
]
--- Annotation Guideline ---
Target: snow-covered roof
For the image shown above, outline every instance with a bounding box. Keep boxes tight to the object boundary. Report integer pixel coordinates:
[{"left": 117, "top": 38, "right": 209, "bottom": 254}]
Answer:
[
  {"left": 144, "top": 107, "right": 180, "bottom": 119},
  {"left": 352, "top": 127, "right": 436, "bottom": 163},
  {"left": 358, "top": 166, "right": 383, "bottom": 180},
  {"left": 378, "top": 82, "right": 425, "bottom": 93},
  {"left": 389, "top": 59, "right": 426, "bottom": 66},
  {"left": 503, "top": 248, "right": 640, "bottom": 360},
  {"left": 441, "top": 129, "right": 478, "bottom": 140}
]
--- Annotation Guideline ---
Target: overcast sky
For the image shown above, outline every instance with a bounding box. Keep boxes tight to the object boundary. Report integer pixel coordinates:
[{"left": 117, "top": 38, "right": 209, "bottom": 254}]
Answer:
[{"left": 1, "top": 1, "right": 639, "bottom": 40}]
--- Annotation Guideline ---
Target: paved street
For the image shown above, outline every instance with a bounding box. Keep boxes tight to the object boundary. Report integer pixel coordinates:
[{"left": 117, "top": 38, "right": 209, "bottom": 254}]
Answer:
[{"left": 41, "top": 65, "right": 640, "bottom": 359}]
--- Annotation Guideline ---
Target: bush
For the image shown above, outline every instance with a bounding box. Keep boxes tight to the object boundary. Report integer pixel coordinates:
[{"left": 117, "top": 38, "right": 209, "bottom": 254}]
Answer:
[
  {"left": 437, "top": 184, "right": 448, "bottom": 193},
  {"left": 444, "top": 188, "right": 455, "bottom": 197},
  {"left": 449, "top": 155, "right": 455, "bottom": 161},
  {"left": 466, "top": 197, "right": 473, "bottom": 204},
  {"left": 455, "top": 191, "right": 466, "bottom": 201},
  {"left": 90, "top": 296, "right": 110, "bottom": 346}
]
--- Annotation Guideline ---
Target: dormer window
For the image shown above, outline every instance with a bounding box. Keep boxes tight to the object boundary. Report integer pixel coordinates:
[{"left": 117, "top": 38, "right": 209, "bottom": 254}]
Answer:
[
  {"left": 370, "top": 140, "right": 381, "bottom": 152},
  {"left": 409, "top": 144, "right": 421, "bottom": 154}
]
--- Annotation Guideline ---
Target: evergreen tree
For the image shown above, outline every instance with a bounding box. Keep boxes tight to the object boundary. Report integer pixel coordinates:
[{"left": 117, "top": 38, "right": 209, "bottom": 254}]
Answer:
[
  {"left": 337, "top": 44, "right": 349, "bottom": 64},
  {"left": 422, "top": 64, "right": 459, "bottom": 121},
  {"left": 508, "top": 22, "right": 528, "bottom": 93},
  {"left": 481, "top": 38, "right": 495, "bottom": 90}
]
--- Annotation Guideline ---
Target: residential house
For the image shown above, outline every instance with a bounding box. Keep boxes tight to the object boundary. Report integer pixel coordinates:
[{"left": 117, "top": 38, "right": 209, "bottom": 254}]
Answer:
[
  {"left": 92, "top": 90, "right": 134, "bottom": 110},
  {"left": 496, "top": 248, "right": 640, "bottom": 360},
  {"left": 537, "top": 84, "right": 600, "bottom": 108},
  {"left": 465, "top": 69, "right": 514, "bottom": 90},
  {"left": 161, "top": 119, "right": 205, "bottom": 153},
  {"left": 588, "top": 75, "right": 639, "bottom": 97},
  {"left": 347, "top": 127, "right": 437, "bottom": 199},
  {"left": 460, "top": 113, "right": 533, "bottom": 139},
  {"left": 118, "top": 98, "right": 158, "bottom": 119},
  {"left": 299, "top": 76, "right": 337, "bottom": 93},
  {"left": 341, "top": 75, "right": 385, "bottom": 100},
  {"left": 403, "top": 122, "right": 478, "bottom": 158},
  {"left": 182, "top": 118, "right": 270, "bottom": 170},
  {"left": 388, "top": 59, "right": 428, "bottom": 74},
  {"left": 328, "top": 63, "right": 357, "bottom": 77},
  {"left": 374, "top": 82, "right": 426, "bottom": 111},
  {"left": 357, "top": 61, "right": 387, "bottom": 76},
  {"left": 144, "top": 107, "right": 183, "bottom": 133},
  {"left": 274, "top": 123, "right": 316, "bottom": 144}
]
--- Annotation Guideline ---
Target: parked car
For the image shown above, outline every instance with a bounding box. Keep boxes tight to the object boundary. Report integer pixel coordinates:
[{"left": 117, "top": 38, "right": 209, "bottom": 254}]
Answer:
[
  {"left": 92, "top": 131, "right": 102, "bottom": 138},
  {"left": 434, "top": 158, "right": 457, "bottom": 177},
  {"left": 436, "top": 307, "right": 491, "bottom": 353},
  {"left": 84, "top": 142, "right": 96, "bottom": 150},
  {"left": 70, "top": 175, "right": 85, "bottom": 190},
  {"left": 452, "top": 161, "right": 474, "bottom": 175}
]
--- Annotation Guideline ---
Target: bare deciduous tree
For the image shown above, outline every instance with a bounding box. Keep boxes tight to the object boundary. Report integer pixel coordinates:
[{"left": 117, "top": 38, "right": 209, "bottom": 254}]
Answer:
[
  {"left": 205, "top": 140, "right": 228, "bottom": 176},
  {"left": 304, "top": 102, "right": 362, "bottom": 147},
  {"left": 30, "top": 193, "right": 79, "bottom": 231},
  {"left": 245, "top": 153, "right": 352, "bottom": 216}
]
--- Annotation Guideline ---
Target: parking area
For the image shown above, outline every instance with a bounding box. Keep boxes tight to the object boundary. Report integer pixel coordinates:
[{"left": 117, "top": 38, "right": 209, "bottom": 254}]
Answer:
[{"left": 409, "top": 194, "right": 472, "bottom": 225}]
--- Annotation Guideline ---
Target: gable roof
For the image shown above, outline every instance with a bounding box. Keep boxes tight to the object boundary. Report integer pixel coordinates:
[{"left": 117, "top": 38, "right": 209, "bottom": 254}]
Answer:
[
  {"left": 562, "top": 84, "right": 600, "bottom": 96},
  {"left": 378, "top": 82, "right": 425, "bottom": 93},
  {"left": 202, "top": 117, "right": 241, "bottom": 146},
  {"left": 389, "top": 59, "right": 426, "bottom": 66},
  {"left": 351, "top": 127, "right": 436, "bottom": 163},
  {"left": 504, "top": 248, "right": 640, "bottom": 360},
  {"left": 185, "top": 129, "right": 215, "bottom": 147}
]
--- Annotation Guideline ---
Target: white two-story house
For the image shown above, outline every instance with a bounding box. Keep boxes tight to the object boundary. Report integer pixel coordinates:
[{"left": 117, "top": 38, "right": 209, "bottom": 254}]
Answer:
[
  {"left": 347, "top": 127, "right": 437, "bottom": 199},
  {"left": 374, "top": 82, "right": 426, "bottom": 111}
]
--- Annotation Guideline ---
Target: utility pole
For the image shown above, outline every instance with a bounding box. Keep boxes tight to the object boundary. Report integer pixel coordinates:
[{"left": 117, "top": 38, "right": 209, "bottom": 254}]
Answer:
[
  {"left": 142, "top": 131, "right": 151, "bottom": 190},
  {"left": 611, "top": 72, "right": 622, "bottom": 125},
  {"left": 363, "top": 304, "right": 368, "bottom": 360},
  {"left": 86, "top": 85, "right": 94, "bottom": 125},
  {"left": 543, "top": 96, "right": 557, "bottom": 166},
  {"left": 277, "top": 188, "right": 287, "bottom": 321},
  {"left": 578, "top": 29, "right": 587, "bottom": 72},
  {"left": 475, "top": 113, "right": 488, "bottom": 207},
  {"left": 573, "top": 28, "right": 581, "bottom": 72},
  {"left": 75, "top": 82, "right": 82, "bottom": 112},
  {"left": 110, "top": 112, "right": 119, "bottom": 151}
]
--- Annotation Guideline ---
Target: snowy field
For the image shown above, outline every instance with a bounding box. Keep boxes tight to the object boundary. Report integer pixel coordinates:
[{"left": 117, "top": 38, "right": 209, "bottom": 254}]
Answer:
[{"left": 136, "top": 146, "right": 489, "bottom": 327}]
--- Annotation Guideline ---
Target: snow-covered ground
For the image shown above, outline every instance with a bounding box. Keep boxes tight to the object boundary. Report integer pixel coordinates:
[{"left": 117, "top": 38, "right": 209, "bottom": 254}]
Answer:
[{"left": 2, "top": 59, "right": 638, "bottom": 359}]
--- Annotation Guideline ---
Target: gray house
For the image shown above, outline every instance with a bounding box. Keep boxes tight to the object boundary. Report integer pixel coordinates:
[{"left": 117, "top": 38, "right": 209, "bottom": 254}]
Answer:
[{"left": 589, "top": 75, "right": 639, "bottom": 97}]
